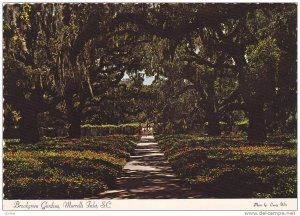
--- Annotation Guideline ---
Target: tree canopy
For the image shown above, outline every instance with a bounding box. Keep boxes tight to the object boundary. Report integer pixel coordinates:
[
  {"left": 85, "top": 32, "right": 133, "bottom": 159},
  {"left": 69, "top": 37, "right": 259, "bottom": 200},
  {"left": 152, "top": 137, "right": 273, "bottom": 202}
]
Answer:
[{"left": 3, "top": 3, "right": 297, "bottom": 143}]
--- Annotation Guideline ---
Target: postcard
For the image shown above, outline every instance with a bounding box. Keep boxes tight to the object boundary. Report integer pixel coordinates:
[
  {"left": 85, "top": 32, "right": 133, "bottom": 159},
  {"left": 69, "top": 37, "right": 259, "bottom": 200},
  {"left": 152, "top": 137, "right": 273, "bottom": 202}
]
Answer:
[{"left": 1, "top": 1, "right": 298, "bottom": 214}]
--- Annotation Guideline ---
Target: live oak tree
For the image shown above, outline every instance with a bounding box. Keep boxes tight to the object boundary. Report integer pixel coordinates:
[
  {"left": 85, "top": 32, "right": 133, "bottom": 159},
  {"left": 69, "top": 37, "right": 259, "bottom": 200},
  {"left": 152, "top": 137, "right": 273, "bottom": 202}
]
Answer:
[
  {"left": 4, "top": 4, "right": 146, "bottom": 140},
  {"left": 115, "top": 4, "right": 242, "bottom": 136},
  {"left": 113, "top": 3, "right": 296, "bottom": 141},
  {"left": 3, "top": 4, "right": 62, "bottom": 143},
  {"left": 84, "top": 73, "right": 157, "bottom": 125},
  {"left": 150, "top": 76, "right": 205, "bottom": 134},
  {"left": 205, "top": 5, "right": 296, "bottom": 141},
  {"left": 59, "top": 4, "right": 149, "bottom": 138},
  {"left": 3, "top": 3, "right": 297, "bottom": 143},
  {"left": 265, "top": 6, "right": 297, "bottom": 133}
]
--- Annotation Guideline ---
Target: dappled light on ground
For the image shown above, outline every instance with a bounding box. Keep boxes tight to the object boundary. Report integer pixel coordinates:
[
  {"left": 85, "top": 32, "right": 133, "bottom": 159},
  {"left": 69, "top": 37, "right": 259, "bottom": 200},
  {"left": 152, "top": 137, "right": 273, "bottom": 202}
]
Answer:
[{"left": 97, "top": 136, "right": 203, "bottom": 199}]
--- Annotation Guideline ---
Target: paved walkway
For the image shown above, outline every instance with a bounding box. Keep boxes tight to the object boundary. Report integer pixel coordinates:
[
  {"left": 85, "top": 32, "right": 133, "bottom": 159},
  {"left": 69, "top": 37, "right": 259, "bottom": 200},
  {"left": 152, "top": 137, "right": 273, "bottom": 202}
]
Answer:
[{"left": 98, "top": 135, "right": 203, "bottom": 199}]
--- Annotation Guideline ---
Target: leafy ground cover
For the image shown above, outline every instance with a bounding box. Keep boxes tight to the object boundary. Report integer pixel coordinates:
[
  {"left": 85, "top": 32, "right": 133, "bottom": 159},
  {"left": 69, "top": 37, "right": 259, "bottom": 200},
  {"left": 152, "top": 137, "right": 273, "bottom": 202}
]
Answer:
[
  {"left": 156, "top": 134, "right": 297, "bottom": 198},
  {"left": 3, "top": 135, "right": 139, "bottom": 199}
]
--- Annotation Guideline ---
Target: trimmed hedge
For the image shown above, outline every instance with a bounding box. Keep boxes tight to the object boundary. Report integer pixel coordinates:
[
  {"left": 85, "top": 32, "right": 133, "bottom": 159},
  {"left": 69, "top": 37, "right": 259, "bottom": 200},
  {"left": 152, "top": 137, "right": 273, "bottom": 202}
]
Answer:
[
  {"left": 81, "top": 123, "right": 140, "bottom": 136},
  {"left": 6, "top": 124, "right": 140, "bottom": 139}
]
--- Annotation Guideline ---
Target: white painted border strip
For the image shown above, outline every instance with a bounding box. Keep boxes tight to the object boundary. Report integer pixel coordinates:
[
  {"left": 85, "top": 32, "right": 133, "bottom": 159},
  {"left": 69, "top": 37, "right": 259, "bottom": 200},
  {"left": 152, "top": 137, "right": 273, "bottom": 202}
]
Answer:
[{"left": 3, "top": 199, "right": 297, "bottom": 211}]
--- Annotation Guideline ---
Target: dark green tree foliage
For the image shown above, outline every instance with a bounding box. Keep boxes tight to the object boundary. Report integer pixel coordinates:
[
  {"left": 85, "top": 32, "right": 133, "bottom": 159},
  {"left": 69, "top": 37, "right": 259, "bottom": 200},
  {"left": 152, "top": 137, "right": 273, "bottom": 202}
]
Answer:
[
  {"left": 3, "top": 3, "right": 297, "bottom": 143},
  {"left": 83, "top": 72, "right": 157, "bottom": 125},
  {"left": 151, "top": 77, "right": 205, "bottom": 134},
  {"left": 113, "top": 3, "right": 296, "bottom": 141},
  {"left": 3, "top": 4, "right": 146, "bottom": 140},
  {"left": 59, "top": 4, "right": 148, "bottom": 137},
  {"left": 266, "top": 6, "right": 297, "bottom": 133},
  {"left": 4, "top": 4, "right": 61, "bottom": 143}
]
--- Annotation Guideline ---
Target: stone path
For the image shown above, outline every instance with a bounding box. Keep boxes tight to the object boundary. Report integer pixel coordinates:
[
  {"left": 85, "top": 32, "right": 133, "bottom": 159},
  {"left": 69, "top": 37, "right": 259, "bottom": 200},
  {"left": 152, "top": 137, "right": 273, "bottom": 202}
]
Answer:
[{"left": 98, "top": 135, "right": 203, "bottom": 199}]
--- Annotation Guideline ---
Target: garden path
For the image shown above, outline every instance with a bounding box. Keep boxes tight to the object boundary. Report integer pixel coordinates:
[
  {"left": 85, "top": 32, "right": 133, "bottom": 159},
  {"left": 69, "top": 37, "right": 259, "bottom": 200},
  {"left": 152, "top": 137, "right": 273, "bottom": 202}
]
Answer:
[{"left": 97, "top": 135, "right": 203, "bottom": 199}]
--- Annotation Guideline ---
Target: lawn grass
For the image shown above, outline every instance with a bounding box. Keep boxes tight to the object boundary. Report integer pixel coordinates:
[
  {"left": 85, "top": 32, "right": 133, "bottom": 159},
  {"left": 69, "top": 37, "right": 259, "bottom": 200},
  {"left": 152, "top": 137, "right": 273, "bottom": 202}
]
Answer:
[
  {"left": 156, "top": 134, "right": 297, "bottom": 198},
  {"left": 3, "top": 135, "right": 139, "bottom": 199}
]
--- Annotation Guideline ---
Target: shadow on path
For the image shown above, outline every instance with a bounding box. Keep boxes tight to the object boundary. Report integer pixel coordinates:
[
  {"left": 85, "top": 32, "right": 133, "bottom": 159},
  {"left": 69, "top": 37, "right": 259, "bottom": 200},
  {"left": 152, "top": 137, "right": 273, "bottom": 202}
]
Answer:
[{"left": 97, "top": 135, "right": 203, "bottom": 199}]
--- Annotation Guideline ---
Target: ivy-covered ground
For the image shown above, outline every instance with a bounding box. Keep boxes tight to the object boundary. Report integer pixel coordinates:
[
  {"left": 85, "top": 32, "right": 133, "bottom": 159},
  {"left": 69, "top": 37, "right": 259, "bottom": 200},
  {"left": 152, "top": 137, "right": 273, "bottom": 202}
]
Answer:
[
  {"left": 3, "top": 135, "right": 139, "bottom": 199},
  {"left": 156, "top": 134, "right": 297, "bottom": 198}
]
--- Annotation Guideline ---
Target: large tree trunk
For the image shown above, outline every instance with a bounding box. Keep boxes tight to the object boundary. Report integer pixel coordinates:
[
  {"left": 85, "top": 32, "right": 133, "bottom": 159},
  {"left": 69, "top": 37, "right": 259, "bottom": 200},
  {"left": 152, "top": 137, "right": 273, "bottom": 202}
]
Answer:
[
  {"left": 64, "top": 82, "right": 83, "bottom": 139},
  {"left": 247, "top": 102, "right": 266, "bottom": 142},
  {"left": 19, "top": 109, "right": 39, "bottom": 144},
  {"left": 66, "top": 100, "right": 82, "bottom": 138},
  {"left": 68, "top": 113, "right": 81, "bottom": 138},
  {"left": 232, "top": 54, "right": 267, "bottom": 142},
  {"left": 206, "top": 109, "right": 221, "bottom": 136},
  {"left": 205, "top": 77, "right": 221, "bottom": 136}
]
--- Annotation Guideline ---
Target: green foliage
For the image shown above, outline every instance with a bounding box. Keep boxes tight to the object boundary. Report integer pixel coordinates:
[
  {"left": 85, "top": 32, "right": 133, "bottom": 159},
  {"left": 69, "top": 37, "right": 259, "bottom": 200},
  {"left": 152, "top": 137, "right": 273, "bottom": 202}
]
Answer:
[
  {"left": 246, "top": 37, "right": 281, "bottom": 82},
  {"left": 235, "top": 118, "right": 249, "bottom": 126},
  {"left": 3, "top": 135, "right": 138, "bottom": 199},
  {"left": 3, "top": 4, "right": 297, "bottom": 143},
  {"left": 156, "top": 134, "right": 297, "bottom": 198},
  {"left": 20, "top": 4, "right": 31, "bottom": 28}
]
